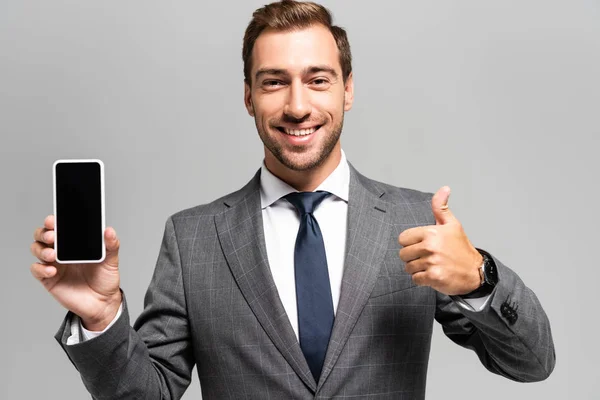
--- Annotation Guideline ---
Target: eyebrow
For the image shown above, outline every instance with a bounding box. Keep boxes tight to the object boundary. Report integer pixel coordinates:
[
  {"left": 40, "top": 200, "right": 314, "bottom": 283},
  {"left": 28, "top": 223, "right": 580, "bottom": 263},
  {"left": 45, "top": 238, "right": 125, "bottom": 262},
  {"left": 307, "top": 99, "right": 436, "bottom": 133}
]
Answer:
[{"left": 255, "top": 65, "right": 339, "bottom": 81}]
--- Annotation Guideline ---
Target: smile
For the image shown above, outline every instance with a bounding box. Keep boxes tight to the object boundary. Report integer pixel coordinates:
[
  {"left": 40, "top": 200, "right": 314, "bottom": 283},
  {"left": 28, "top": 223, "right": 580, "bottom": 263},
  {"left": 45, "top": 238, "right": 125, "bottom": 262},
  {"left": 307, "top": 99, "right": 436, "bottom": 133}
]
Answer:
[{"left": 276, "top": 126, "right": 321, "bottom": 136}]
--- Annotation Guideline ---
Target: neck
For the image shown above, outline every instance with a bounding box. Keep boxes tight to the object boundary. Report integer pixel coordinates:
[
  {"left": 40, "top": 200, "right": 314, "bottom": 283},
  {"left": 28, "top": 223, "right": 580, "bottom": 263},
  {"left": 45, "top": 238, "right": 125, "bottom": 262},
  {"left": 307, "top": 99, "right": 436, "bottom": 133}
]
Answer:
[{"left": 264, "top": 143, "right": 342, "bottom": 192}]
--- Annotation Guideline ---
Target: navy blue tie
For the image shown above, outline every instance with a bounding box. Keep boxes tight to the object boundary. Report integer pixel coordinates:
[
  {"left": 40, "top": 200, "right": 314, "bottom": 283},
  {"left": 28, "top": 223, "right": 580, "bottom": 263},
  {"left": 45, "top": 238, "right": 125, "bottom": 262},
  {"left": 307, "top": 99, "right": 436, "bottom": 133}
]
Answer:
[{"left": 285, "top": 191, "right": 334, "bottom": 382}]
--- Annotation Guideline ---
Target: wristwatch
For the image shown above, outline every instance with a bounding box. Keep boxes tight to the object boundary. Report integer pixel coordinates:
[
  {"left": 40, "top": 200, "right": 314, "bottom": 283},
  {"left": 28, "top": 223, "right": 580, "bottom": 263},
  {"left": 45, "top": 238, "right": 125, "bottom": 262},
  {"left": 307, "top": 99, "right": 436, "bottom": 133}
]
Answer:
[{"left": 462, "top": 250, "right": 498, "bottom": 299}]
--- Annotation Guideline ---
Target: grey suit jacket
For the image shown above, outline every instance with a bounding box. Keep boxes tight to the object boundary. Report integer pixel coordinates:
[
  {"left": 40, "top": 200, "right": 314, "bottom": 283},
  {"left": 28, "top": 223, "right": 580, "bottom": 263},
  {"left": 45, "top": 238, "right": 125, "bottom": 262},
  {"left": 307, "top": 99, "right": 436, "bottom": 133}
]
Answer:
[{"left": 56, "top": 164, "right": 555, "bottom": 399}]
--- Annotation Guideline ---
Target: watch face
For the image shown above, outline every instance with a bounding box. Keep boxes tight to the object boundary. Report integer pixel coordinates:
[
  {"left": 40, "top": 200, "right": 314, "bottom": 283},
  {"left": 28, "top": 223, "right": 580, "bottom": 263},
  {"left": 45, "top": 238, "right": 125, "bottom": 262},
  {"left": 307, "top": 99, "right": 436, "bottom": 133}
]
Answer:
[{"left": 484, "top": 256, "right": 498, "bottom": 285}]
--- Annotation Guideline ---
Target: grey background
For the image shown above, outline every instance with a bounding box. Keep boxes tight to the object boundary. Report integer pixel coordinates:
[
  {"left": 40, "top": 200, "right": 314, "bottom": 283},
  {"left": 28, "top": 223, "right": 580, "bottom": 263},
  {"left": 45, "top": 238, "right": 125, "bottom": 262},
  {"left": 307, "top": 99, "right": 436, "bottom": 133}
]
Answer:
[{"left": 1, "top": 0, "right": 598, "bottom": 398}]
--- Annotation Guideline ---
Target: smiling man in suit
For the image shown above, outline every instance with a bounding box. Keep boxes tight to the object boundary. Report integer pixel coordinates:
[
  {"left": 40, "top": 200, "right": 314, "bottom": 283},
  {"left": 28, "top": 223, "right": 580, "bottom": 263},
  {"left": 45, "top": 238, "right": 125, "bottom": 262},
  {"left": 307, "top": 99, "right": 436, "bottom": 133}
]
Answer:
[{"left": 30, "top": 1, "right": 555, "bottom": 398}]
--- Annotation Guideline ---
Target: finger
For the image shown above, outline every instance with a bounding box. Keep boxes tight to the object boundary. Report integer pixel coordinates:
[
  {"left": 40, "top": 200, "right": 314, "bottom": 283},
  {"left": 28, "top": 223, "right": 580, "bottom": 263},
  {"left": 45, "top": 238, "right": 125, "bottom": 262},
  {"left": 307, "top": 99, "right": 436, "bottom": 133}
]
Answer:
[
  {"left": 44, "top": 215, "right": 55, "bottom": 230},
  {"left": 33, "top": 227, "right": 45, "bottom": 242},
  {"left": 411, "top": 271, "right": 429, "bottom": 287},
  {"left": 431, "top": 186, "right": 456, "bottom": 225},
  {"left": 30, "top": 262, "right": 57, "bottom": 281},
  {"left": 399, "top": 242, "right": 430, "bottom": 263},
  {"left": 405, "top": 258, "right": 428, "bottom": 275},
  {"left": 44, "top": 230, "right": 55, "bottom": 245},
  {"left": 30, "top": 241, "right": 56, "bottom": 263},
  {"left": 33, "top": 227, "right": 55, "bottom": 246},
  {"left": 103, "top": 227, "right": 120, "bottom": 267},
  {"left": 398, "top": 227, "right": 427, "bottom": 247}
]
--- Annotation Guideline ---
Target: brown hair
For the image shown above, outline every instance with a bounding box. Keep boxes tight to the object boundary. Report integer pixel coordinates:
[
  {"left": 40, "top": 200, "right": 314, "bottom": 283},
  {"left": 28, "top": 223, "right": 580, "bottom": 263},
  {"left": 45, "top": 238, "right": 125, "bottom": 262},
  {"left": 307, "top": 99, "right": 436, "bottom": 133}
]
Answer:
[{"left": 242, "top": 0, "right": 352, "bottom": 85}]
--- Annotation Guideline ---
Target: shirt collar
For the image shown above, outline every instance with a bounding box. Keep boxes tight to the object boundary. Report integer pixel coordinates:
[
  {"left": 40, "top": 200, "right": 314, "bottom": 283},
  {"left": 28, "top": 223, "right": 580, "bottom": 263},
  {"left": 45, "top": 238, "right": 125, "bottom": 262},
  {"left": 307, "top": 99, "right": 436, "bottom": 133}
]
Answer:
[{"left": 260, "top": 150, "right": 350, "bottom": 209}]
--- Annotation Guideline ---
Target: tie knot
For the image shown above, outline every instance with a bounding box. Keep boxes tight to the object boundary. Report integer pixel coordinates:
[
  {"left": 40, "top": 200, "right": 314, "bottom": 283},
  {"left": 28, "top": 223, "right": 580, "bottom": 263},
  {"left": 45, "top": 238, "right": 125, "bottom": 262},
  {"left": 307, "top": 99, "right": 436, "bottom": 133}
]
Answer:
[{"left": 285, "top": 191, "right": 331, "bottom": 215}]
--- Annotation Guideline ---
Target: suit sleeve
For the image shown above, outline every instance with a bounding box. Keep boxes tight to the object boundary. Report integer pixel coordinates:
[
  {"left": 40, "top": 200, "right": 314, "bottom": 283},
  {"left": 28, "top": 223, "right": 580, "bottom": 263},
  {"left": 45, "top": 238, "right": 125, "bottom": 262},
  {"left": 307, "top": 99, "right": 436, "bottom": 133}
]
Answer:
[
  {"left": 54, "top": 216, "right": 195, "bottom": 399},
  {"left": 435, "top": 252, "right": 556, "bottom": 382}
]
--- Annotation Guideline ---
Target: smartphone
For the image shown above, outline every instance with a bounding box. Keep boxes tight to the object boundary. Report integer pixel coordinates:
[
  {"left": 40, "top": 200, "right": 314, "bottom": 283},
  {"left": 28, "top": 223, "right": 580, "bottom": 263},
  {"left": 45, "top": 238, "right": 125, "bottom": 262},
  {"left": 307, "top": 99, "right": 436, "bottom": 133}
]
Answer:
[{"left": 53, "top": 159, "right": 105, "bottom": 264}]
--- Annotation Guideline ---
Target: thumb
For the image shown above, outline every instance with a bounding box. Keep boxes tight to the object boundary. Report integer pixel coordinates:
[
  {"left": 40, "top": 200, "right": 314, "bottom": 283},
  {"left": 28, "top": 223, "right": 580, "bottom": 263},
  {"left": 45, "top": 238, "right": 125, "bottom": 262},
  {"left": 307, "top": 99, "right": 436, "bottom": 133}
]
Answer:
[
  {"left": 431, "top": 186, "right": 456, "bottom": 225},
  {"left": 103, "top": 227, "right": 120, "bottom": 267}
]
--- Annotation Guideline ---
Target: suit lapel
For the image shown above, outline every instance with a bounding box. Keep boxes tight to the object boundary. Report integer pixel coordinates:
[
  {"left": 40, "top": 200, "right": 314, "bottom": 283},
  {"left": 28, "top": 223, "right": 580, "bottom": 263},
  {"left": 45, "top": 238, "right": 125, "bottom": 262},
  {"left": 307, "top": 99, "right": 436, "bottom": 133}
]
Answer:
[
  {"left": 214, "top": 171, "right": 317, "bottom": 392},
  {"left": 318, "top": 165, "right": 393, "bottom": 388}
]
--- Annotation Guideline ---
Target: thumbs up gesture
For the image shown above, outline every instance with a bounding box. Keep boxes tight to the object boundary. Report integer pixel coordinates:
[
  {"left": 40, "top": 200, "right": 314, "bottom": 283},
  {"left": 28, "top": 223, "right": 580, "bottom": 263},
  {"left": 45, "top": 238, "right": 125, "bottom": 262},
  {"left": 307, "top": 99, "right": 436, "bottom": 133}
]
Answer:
[{"left": 398, "top": 186, "right": 484, "bottom": 296}]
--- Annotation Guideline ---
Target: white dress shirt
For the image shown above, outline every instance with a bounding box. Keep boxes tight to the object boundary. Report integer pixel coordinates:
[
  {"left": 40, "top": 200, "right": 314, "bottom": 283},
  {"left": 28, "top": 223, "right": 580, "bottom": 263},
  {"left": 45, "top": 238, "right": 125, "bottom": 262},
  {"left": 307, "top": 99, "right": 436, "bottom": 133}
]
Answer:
[
  {"left": 260, "top": 151, "right": 350, "bottom": 339},
  {"left": 69, "top": 149, "right": 489, "bottom": 344}
]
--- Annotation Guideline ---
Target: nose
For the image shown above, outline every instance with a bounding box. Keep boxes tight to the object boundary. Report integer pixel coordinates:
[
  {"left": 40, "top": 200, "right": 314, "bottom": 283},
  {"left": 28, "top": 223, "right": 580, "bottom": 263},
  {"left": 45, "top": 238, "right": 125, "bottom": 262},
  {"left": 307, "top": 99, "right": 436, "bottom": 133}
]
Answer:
[{"left": 283, "top": 80, "right": 312, "bottom": 120}]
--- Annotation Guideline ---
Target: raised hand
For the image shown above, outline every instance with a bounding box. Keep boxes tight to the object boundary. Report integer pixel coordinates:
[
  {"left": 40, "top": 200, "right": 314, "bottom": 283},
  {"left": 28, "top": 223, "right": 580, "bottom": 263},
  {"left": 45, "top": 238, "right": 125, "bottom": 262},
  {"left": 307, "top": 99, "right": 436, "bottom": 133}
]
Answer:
[
  {"left": 398, "top": 186, "right": 483, "bottom": 296},
  {"left": 30, "top": 215, "right": 122, "bottom": 331}
]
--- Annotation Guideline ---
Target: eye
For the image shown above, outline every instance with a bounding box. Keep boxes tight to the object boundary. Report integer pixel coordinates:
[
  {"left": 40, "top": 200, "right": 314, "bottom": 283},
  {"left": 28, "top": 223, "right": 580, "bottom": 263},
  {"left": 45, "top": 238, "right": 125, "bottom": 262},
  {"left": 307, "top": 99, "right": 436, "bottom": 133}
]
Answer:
[
  {"left": 310, "top": 78, "right": 331, "bottom": 89},
  {"left": 263, "top": 80, "right": 284, "bottom": 88}
]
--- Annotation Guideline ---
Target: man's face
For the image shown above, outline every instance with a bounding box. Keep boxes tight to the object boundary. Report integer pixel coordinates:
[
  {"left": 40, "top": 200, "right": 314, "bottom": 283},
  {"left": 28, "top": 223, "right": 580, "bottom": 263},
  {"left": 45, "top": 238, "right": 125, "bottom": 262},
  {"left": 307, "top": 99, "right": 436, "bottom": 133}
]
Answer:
[{"left": 244, "top": 24, "right": 354, "bottom": 172}]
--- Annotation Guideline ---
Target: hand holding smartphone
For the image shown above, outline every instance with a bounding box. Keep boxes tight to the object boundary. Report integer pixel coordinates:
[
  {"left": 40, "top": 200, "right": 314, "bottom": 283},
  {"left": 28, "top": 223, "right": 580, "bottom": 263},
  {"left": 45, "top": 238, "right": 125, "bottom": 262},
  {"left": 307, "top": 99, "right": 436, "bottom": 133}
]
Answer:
[{"left": 29, "top": 159, "right": 121, "bottom": 332}]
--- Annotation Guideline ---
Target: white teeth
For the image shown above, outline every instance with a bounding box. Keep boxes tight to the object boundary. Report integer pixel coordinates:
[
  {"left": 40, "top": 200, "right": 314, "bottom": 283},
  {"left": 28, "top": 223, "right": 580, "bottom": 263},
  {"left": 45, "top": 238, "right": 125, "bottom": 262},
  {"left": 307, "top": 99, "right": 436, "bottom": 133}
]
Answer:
[{"left": 283, "top": 127, "right": 318, "bottom": 136}]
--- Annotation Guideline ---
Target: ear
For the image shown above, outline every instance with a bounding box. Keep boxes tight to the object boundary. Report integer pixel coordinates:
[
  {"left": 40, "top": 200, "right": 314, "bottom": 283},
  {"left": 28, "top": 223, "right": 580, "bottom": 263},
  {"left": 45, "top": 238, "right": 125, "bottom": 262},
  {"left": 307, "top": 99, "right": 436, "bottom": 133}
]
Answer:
[
  {"left": 343, "top": 72, "right": 354, "bottom": 112},
  {"left": 244, "top": 81, "right": 254, "bottom": 117}
]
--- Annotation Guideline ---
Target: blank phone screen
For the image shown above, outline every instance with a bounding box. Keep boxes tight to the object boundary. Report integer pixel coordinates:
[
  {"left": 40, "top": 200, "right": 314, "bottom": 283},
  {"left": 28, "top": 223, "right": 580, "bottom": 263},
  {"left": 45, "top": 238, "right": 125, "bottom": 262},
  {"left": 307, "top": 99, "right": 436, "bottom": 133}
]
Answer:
[{"left": 55, "top": 162, "right": 103, "bottom": 262}]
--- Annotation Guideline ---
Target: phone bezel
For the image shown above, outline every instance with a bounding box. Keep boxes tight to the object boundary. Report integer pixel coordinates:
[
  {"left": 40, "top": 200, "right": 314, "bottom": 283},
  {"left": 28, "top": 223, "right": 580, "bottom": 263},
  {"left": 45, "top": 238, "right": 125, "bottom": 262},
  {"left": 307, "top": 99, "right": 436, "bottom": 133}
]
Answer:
[{"left": 52, "top": 159, "right": 106, "bottom": 264}]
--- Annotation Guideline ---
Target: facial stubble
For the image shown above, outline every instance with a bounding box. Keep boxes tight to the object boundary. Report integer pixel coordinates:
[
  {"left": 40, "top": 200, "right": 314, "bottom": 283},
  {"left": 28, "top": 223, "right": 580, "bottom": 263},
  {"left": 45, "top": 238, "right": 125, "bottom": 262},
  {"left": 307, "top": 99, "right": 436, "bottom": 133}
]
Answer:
[{"left": 255, "top": 113, "right": 344, "bottom": 172}]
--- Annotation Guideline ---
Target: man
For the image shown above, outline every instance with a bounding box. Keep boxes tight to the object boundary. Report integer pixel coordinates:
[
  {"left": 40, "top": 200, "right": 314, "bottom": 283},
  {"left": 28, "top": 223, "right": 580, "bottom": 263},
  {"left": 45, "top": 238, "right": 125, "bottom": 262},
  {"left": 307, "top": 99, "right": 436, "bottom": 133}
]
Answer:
[{"left": 30, "top": 1, "right": 555, "bottom": 398}]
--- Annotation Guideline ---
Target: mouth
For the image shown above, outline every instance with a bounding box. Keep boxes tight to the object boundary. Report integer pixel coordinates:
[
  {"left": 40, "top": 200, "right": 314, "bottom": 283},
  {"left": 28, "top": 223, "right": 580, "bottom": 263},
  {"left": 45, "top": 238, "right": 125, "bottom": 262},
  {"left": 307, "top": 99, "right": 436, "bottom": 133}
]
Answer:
[{"left": 275, "top": 125, "right": 322, "bottom": 137}]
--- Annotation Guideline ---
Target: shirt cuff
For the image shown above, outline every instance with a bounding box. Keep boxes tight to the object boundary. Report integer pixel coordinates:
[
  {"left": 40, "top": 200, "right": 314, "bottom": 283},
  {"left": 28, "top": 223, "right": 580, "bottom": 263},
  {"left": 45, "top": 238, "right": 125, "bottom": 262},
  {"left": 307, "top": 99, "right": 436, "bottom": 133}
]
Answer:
[
  {"left": 455, "top": 294, "right": 492, "bottom": 312},
  {"left": 65, "top": 303, "right": 123, "bottom": 345}
]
